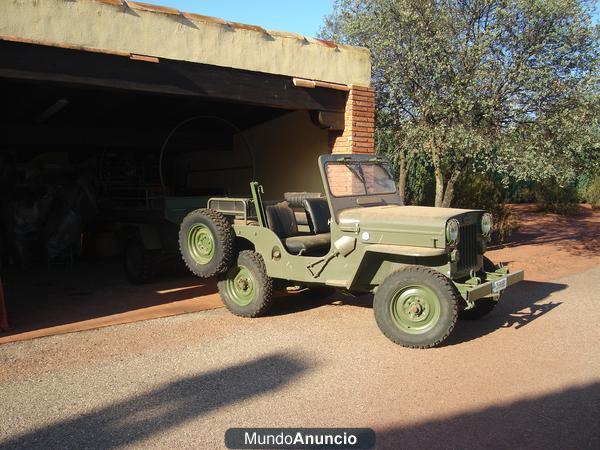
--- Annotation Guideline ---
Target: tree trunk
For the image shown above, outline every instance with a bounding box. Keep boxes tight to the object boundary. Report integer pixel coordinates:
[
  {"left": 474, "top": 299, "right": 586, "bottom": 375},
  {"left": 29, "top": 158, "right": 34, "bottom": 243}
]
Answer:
[
  {"left": 397, "top": 154, "right": 408, "bottom": 204},
  {"left": 432, "top": 151, "right": 444, "bottom": 207},
  {"left": 441, "top": 164, "right": 464, "bottom": 208}
]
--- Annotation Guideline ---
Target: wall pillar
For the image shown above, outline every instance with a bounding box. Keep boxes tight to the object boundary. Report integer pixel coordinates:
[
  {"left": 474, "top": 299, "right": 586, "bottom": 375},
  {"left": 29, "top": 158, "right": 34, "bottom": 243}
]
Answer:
[{"left": 330, "top": 85, "right": 375, "bottom": 154}]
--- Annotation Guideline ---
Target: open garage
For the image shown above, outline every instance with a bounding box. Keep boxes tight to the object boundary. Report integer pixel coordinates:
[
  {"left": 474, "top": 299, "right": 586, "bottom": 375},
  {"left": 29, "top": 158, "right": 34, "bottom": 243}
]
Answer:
[{"left": 0, "top": 0, "right": 374, "bottom": 342}]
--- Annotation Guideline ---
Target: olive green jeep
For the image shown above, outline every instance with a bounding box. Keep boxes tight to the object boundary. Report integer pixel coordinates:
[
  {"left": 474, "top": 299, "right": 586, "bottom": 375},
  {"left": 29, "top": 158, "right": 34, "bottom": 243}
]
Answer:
[{"left": 179, "top": 154, "right": 523, "bottom": 348}]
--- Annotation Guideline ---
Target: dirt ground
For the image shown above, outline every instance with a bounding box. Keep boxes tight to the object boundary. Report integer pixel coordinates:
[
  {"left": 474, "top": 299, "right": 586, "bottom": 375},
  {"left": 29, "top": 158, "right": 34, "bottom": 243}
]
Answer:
[
  {"left": 0, "top": 204, "right": 599, "bottom": 449},
  {"left": 488, "top": 203, "right": 600, "bottom": 281}
]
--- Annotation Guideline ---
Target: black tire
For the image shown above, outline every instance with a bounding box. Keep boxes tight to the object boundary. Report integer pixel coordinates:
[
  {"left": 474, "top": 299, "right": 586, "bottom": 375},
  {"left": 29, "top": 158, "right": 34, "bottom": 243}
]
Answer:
[
  {"left": 179, "top": 208, "right": 235, "bottom": 278},
  {"left": 218, "top": 250, "right": 274, "bottom": 317},
  {"left": 373, "top": 266, "right": 459, "bottom": 348},
  {"left": 459, "top": 256, "right": 501, "bottom": 320},
  {"left": 124, "top": 241, "right": 158, "bottom": 284}
]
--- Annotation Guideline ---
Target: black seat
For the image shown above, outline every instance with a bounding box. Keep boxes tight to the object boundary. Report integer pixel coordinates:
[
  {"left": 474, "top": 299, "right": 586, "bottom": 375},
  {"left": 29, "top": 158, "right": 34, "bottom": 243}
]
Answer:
[
  {"left": 303, "top": 198, "right": 331, "bottom": 234},
  {"left": 265, "top": 202, "right": 330, "bottom": 256},
  {"left": 284, "top": 233, "right": 330, "bottom": 255},
  {"left": 265, "top": 202, "right": 298, "bottom": 239},
  {"left": 284, "top": 192, "right": 323, "bottom": 208}
]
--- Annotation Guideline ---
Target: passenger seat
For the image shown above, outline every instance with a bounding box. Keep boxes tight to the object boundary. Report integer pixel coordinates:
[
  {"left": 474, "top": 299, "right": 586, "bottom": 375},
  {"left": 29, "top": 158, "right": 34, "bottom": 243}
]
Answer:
[
  {"left": 302, "top": 198, "right": 331, "bottom": 235},
  {"left": 265, "top": 202, "right": 331, "bottom": 256}
]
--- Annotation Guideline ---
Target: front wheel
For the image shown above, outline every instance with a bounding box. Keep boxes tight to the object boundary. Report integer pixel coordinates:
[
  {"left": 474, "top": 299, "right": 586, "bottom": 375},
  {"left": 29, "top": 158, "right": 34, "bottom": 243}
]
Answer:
[
  {"left": 373, "top": 266, "right": 459, "bottom": 348},
  {"left": 217, "top": 250, "right": 274, "bottom": 317}
]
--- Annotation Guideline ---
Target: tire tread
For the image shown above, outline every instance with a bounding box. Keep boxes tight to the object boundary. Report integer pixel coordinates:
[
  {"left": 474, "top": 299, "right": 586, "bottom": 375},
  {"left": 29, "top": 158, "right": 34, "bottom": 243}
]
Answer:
[
  {"left": 179, "top": 208, "right": 235, "bottom": 278},
  {"left": 219, "top": 250, "right": 274, "bottom": 318},
  {"left": 374, "top": 265, "right": 459, "bottom": 349}
]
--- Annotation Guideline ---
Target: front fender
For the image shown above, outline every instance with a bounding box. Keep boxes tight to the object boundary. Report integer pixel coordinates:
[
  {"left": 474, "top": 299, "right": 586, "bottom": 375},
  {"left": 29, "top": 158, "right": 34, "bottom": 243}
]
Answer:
[
  {"left": 364, "top": 244, "right": 447, "bottom": 258},
  {"left": 348, "top": 244, "right": 449, "bottom": 292}
]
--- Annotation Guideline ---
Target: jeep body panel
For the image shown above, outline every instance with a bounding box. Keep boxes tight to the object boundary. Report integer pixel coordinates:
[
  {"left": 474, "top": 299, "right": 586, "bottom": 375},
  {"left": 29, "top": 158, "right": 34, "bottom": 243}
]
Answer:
[
  {"left": 338, "top": 205, "right": 484, "bottom": 250},
  {"left": 364, "top": 244, "right": 448, "bottom": 257}
]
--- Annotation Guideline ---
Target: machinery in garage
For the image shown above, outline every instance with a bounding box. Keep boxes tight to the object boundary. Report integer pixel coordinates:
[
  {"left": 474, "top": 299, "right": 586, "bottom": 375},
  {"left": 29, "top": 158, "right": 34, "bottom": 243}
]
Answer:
[
  {"left": 99, "top": 148, "right": 208, "bottom": 283},
  {"left": 179, "top": 153, "right": 524, "bottom": 348},
  {"left": 98, "top": 116, "right": 254, "bottom": 283}
]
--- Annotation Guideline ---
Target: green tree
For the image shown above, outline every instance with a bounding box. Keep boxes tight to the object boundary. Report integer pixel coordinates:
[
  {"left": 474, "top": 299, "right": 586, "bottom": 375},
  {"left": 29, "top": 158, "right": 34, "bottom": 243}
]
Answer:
[{"left": 322, "top": 0, "right": 599, "bottom": 207}]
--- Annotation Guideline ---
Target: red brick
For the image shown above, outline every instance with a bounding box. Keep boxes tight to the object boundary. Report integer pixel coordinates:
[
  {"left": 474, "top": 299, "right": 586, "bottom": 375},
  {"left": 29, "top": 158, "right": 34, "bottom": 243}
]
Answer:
[
  {"left": 352, "top": 136, "right": 374, "bottom": 143},
  {"left": 347, "top": 105, "right": 374, "bottom": 112},
  {"left": 349, "top": 85, "right": 374, "bottom": 92},
  {"left": 349, "top": 91, "right": 375, "bottom": 100}
]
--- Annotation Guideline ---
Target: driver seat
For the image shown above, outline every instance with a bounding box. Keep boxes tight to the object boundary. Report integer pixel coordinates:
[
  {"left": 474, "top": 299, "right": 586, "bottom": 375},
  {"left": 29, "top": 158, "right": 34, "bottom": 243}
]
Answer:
[{"left": 265, "top": 202, "right": 330, "bottom": 255}]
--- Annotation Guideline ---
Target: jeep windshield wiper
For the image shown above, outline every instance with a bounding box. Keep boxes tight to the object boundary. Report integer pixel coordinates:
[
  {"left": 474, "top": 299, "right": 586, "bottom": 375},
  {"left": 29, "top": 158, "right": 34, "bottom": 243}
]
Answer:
[{"left": 346, "top": 163, "right": 366, "bottom": 185}]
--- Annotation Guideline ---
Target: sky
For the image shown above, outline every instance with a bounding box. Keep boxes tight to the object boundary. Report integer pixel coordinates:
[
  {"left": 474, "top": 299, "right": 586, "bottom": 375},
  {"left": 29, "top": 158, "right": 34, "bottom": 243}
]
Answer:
[{"left": 154, "top": 0, "right": 335, "bottom": 37}]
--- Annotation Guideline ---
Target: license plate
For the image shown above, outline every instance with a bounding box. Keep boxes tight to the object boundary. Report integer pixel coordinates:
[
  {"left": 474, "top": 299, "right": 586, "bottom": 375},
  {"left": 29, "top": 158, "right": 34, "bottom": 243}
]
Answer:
[{"left": 492, "top": 277, "right": 507, "bottom": 293}]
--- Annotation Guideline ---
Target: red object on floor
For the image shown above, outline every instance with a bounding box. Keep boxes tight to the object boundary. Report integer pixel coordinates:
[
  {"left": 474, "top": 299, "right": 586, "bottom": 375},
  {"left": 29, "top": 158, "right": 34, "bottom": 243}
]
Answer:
[{"left": 0, "top": 278, "right": 8, "bottom": 332}]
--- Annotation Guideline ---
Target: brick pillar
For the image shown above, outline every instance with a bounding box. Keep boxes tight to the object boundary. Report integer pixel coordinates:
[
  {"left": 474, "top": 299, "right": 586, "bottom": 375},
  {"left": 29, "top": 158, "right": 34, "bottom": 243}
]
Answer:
[{"left": 330, "top": 85, "right": 375, "bottom": 154}]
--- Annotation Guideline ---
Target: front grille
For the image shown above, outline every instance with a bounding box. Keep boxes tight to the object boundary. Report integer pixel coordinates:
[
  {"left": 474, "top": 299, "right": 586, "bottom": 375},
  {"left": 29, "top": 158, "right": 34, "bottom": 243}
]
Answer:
[{"left": 458, "top": 223, "right": 478, "bottom": 271}]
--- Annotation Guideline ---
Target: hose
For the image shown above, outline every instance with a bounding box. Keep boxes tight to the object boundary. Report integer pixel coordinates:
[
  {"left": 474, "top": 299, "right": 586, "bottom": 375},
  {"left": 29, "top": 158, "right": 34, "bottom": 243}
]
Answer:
[{"left": 158, "top": 115, "right": 255, "bottom": 194}]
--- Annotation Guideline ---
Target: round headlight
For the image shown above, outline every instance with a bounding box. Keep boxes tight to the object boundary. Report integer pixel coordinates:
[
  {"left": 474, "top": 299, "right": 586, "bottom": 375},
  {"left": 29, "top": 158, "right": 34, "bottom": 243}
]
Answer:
[
  {"left": 481, "top": 213, "right": 493, "bottom": 236},
  {"left": 446, "top": 219, "right": 460, "bottom": 245}
]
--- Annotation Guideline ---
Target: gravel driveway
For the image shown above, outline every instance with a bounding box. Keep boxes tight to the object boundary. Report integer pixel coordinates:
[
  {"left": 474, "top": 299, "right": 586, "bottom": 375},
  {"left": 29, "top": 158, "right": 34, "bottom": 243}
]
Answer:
[{"left": 1, "top": 265, "right": 599, "bottom": 449}]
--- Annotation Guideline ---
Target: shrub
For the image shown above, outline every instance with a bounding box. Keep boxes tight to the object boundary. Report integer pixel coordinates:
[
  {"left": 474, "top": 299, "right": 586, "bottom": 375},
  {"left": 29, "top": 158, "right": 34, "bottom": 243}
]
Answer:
[
  {"left": 507, "top": 181, "right": 536, "bottom": 204},
  {"left": 405, "top": 155, "right": 435, "bottom": 206},
  {"left": 534, "top": 182, "right": 581, "bottom": 215},
  {"left": 581, "top": 175, "right": 600, "bottom": 209},
  {"left": 452, "top": 170, "right": 518, "bottom": 243}
]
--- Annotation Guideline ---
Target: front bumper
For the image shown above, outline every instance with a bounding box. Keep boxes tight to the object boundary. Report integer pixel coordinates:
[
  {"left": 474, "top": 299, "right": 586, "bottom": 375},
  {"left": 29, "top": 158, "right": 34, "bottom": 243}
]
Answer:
[{"left": 458, "top": 268, "right": 525, "bottom": 302}]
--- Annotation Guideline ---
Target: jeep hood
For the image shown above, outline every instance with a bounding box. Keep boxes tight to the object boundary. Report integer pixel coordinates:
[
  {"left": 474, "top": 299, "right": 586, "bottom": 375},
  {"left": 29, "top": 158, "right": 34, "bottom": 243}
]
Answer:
[{"left": 338, "top": 205, "right": 481, "bottom": 231}]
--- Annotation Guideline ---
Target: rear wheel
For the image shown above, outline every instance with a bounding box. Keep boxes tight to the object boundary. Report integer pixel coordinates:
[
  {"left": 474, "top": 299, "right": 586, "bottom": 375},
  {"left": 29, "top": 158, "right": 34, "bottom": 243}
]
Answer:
[
  {"left": 218, "top": 250, "right": 274, "bottom": 317},
  {"left": 179, "top": 208, "right": 235, "bottom": 278},
  {"left": 460, "top": 256, "right": 502, "bottom": 320},
  {"left": 374, "top": 266, "right": 459, "bottom": 348}
]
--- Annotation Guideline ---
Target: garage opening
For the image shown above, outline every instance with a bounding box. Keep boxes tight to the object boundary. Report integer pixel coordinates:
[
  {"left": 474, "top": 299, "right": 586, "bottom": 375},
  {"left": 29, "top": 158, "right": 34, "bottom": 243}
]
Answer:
[{"left": 0, "top": 40, "right": 346, "bottom": 342}]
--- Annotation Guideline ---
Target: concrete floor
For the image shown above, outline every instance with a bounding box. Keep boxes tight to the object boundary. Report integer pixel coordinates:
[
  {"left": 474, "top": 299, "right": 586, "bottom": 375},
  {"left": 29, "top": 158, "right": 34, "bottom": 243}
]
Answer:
[
  {"left": 0, "top": 262, "right": 223, "bottom": 344},
  {"left": 0, "top": 264, "right": 598, "bottom": 449}
]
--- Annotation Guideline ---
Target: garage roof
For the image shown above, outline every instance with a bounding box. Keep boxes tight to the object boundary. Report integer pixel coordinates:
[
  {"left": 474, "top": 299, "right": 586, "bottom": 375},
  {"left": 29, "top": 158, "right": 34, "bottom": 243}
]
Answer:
[{"left": 2, "top": 0, "right": 371, "bottom": 87}]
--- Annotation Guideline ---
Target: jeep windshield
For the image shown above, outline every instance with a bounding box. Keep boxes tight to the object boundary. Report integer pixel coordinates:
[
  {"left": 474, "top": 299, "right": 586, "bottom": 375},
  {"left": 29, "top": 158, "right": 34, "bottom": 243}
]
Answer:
[{"left": 325, "top": 161, "right": 397, "bottom": 198}]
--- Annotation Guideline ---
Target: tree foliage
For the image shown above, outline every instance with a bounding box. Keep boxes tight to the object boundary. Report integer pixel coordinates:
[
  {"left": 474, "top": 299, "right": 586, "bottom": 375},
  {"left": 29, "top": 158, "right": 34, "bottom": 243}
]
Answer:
[{"left": 321, "top": 0, "right": 599, "bottom": 207}]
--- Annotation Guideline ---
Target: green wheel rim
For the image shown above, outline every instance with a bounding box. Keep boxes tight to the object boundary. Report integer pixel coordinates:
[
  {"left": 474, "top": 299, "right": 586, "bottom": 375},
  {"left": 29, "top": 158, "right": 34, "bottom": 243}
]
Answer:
[
  {"left": 188, "top": 223, "right": 215, "bottom": 265},
  {"left": 389, "top": 284, "right": 441, "bottom": 334},
  {"left": 225, "top": 265, "right": 256, "bottom": 306}
]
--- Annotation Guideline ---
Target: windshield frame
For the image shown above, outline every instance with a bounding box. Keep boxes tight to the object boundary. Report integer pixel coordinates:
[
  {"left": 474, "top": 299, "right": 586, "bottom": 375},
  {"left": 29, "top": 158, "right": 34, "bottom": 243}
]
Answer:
[
  {"left": 319, "top": 154, "right": 403, "bottom": 222},
  {"left": 324, "top": 160, "right": 398, "bottom": 198}
]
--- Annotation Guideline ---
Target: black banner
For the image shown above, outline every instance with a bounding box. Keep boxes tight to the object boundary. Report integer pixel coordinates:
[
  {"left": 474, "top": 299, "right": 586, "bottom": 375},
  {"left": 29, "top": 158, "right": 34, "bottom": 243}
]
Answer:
[{"left": 225, "top": 428, "right": 375, "bottom": 449}]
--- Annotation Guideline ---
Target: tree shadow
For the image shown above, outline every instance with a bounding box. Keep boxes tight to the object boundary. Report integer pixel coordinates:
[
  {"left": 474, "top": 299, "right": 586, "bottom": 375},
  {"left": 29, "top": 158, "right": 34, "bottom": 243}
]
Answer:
[
  {"left": 0, "top": 353, "right": 309, "bottom": 449},
  {"left": 445, "top": 280, "right": 566, "bottom": 346},
  {"left": 496, "top": 205, "right": 600, "bottom": 257},
  {"left": 375, "top": 382, "right": 600, "bottom": 449},
  {"left": 266, "top": 278, "right": 566, "bottom": 348}
]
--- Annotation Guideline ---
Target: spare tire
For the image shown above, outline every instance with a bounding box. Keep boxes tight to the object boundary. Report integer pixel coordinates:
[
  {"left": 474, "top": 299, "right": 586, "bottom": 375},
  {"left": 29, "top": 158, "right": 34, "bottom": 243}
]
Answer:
[{"left": 179, "top": 208, "right": 235, "bottom": 278}]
